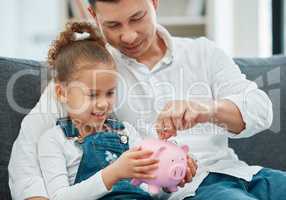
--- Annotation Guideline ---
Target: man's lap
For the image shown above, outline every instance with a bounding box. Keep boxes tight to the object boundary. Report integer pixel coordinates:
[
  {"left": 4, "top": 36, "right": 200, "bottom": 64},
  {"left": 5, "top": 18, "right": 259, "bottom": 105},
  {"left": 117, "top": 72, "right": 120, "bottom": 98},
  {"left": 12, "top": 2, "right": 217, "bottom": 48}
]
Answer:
[
  {"left": 184, "top": 168, "right": 286, "bottom": 200},
  {"left": 248, "top": 168, "right": 286, "bottom": 200}
]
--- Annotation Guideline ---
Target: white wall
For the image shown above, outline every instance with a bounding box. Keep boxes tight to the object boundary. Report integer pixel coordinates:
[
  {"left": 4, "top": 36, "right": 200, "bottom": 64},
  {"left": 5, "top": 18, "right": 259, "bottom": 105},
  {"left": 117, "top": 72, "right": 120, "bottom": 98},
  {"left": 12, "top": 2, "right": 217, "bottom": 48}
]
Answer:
[
  {"left": 207, "top": 0, "right": 234, "bottom": 56},
  {"left": 0, "top": 0, "right": 18, "bottom": 58},
  {"left": 207, "top": 0, "right": 272, "bottom": 57},
  {"left": 233, "top": 0, "right": 272, "bottom": 57},
  {"left": 0, "top": 0, "right": 67, "bottom": 60}
]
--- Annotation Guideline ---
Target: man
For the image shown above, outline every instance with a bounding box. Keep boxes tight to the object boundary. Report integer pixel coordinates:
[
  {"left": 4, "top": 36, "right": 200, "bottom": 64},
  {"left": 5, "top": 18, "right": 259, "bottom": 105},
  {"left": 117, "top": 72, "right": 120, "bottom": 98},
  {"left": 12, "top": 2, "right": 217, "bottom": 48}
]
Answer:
[{"left": 9, "top": 0, "right": 286, "bottom": 200}]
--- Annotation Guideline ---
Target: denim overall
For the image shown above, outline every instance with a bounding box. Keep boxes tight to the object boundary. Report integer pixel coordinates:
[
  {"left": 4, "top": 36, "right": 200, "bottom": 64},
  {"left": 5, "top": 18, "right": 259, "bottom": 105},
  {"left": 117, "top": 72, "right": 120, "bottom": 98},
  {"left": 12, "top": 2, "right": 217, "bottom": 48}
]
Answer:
[{"left": 56, "top": 118, "right": 153, "bottom": 200}]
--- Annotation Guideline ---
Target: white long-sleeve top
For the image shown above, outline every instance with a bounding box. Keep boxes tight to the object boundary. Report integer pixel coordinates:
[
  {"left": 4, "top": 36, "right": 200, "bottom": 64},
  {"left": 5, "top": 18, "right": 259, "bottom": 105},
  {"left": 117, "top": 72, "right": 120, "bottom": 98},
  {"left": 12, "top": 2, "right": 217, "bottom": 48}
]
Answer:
[
  {"left": 37, "top": 122, "right": 143, "bottom": 200},
  {"left": 8, "top": 25, "right": 273, "bottom": 200}
]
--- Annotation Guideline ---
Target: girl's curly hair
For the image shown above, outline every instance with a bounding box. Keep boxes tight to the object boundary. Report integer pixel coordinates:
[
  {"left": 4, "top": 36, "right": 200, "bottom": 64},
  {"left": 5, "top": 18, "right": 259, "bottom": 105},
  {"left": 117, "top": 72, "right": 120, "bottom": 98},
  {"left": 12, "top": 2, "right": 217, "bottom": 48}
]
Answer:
[{"left": 47, "top": 21, "right": 114, "bottom": 82}]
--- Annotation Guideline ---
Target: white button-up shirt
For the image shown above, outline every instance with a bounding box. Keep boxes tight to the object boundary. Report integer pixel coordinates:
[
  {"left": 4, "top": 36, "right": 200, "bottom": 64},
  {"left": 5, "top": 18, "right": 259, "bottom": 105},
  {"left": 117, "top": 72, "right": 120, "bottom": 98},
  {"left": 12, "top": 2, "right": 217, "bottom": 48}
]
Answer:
[{"left": 8, "top": 25, "right": 273, "bottom": 200}]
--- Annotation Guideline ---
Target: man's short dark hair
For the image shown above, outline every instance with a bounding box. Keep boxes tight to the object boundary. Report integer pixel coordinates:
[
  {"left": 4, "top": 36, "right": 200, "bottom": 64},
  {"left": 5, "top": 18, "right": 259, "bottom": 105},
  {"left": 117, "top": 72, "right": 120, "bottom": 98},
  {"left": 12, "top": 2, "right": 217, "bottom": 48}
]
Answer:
[{"left": 88, "top": 0, "right": 120, "bottom": 8}]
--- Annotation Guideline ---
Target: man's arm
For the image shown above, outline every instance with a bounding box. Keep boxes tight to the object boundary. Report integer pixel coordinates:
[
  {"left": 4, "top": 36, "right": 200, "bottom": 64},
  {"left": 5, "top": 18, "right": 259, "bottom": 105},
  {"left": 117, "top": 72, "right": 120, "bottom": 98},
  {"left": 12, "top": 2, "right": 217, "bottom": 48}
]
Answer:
[
  {"left": 156, "top": 98, "right": 246, "bottom": 138},
  {"left": 211, "top": 99, "right": 245, "bottom": 134},
  {"left": 207, "top": 38, "right": 273, "bottom": 138},
  {"left": 156, "top": 38, "right": 272, "bottom": 139}
]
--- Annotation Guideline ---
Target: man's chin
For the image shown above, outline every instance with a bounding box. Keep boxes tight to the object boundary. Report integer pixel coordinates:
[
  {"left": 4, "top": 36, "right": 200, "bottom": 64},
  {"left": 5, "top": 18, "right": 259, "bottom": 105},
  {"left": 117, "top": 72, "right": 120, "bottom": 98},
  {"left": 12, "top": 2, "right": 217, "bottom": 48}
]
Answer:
[
  {"left": 121, "top": 50, "right": 143, "bottom": 59},
  {"left": 119, "top": 46, "right": 146, "bottom": 59}
]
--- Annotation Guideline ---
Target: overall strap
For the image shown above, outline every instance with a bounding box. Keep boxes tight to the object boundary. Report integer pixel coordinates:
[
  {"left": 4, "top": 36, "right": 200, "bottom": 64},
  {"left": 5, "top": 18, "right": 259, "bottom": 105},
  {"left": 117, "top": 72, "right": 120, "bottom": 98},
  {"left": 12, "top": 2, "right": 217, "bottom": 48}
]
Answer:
[
  {"left": 56, "top": 117, "right": 80, "bottom": 138},
  {"left": 56, "top": 117, "right": 125, "bottom": 139}
]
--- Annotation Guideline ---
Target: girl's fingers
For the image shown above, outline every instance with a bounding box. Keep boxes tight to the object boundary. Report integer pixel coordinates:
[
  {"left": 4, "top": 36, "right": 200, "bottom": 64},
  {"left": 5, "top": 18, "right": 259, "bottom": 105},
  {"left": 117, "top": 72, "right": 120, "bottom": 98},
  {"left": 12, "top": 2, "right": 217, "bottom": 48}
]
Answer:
[
  {"left": 133, "top": 163, "right": 159, "bottom": 173},
  {"left": 129, "top": 149, "right": 154, "bottom": 159},
  {"left": 129, "top": 146, "right": 141, "bottom": 151},
  {"left": 133, "top": 173, "right": 156, "bottom": 180},
  {"left": 134, "top": 158, "right": 159, "bottom": 166}
]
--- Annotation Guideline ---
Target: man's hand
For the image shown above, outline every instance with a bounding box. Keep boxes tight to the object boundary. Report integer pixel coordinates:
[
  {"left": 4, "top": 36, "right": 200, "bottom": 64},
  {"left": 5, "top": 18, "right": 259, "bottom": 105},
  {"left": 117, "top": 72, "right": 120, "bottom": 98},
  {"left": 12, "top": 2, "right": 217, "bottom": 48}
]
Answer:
[
  {"left": 156, "top": 99, "right": 245, "bottom": 139},
  {"left": 26, "top": 197, "right": 49, "bottom": 200},
  {"left": 156, "top": 100, "right": 213, "bottom": 139},
  {"left": 178, "top": 155, "right": 197, "bottom": 188},
  {"left": 163, "top": 155, "right": 198, "bottom": 192}
]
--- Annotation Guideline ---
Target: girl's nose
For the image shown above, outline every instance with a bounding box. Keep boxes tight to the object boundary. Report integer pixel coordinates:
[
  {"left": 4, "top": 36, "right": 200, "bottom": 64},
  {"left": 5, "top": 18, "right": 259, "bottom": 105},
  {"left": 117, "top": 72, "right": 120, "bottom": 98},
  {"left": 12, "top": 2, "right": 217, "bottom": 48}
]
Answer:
[{"left": 96, "top": 99, "right": 108, "bottom": 109}]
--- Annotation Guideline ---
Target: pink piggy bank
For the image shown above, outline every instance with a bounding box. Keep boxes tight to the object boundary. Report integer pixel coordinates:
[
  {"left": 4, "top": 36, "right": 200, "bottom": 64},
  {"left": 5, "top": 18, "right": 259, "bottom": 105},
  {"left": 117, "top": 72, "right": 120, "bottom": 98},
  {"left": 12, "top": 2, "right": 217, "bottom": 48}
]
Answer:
[{"left": 131, "top": 138, "right": 189, "bottom": 194}]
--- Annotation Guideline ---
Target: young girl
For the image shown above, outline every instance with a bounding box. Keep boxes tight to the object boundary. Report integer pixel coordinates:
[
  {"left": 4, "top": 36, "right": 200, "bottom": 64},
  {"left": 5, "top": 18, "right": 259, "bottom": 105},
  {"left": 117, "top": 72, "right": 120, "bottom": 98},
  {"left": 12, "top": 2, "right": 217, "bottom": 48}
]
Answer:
[{"left": 37, "top": 21, "right": 159, "bottom": 200}]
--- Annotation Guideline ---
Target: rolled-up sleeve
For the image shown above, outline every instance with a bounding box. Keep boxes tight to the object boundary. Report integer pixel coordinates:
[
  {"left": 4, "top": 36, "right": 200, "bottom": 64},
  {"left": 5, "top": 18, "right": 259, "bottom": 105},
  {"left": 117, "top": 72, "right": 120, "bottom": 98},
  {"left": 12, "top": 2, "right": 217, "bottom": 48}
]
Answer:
[{"left": 205, "top": 39, "right": 273, "bottom": 138}]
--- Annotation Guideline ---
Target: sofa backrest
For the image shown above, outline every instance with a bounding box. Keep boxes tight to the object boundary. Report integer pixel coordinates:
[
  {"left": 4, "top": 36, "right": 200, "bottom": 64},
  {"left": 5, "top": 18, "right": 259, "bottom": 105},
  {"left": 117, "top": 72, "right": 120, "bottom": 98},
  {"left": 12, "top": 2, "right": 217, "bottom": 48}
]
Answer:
[
  {"left": 230, "top": 56, "right": 286, "bottom": 170},
  {"left": 0, "top": 56, "right": 285, "bottom": 199}
]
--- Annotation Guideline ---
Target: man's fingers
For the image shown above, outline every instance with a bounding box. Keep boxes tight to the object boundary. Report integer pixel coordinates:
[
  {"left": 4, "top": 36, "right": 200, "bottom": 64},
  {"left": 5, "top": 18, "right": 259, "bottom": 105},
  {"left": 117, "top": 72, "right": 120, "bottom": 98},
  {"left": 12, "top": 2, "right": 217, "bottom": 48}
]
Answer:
[
  {"left": 172, "top": 114, "right": 184, "bottom": 131},
  {"left": 170, "top": 104, "right": 185, "bottom": 130},
  {"left": 184, "top": 167, "right": 193, "bottom": 183},
  {"left": 163, "top": 118, "right": 177, "bottom": 135},
  {"left": 156, "top": 116, "right": 177, "bottom": 139},
  {"left": 178, "top": 179, "right": 186, "bottom": 188},
  {"left": 183, "top": 108, "right": 198, "bottom": 129},
  {"left": 187, "top": 157, "right": 197, "bottom": 180},
  {"left": 156, "top": 117, "right": 165, "bottom": 135}
]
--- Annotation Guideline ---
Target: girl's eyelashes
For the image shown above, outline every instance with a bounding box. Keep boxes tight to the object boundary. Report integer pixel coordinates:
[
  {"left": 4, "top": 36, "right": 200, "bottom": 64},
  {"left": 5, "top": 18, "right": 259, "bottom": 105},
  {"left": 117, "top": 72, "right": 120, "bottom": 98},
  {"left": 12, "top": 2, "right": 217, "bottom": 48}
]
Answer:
[
  {"left": 88, "top": 93, "right": 97, "bottom": 98},
  {"left": 107, "top": 90, "right": 116, "bottom": 97},
  {"left": 87, "top": 90, "right": 116, "bottom": 99}
]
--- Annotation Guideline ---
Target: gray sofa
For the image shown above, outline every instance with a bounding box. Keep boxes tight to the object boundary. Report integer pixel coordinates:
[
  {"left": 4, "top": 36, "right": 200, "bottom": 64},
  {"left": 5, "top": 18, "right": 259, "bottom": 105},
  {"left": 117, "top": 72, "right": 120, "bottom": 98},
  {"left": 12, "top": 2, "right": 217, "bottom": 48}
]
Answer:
[{"left": 0, "top": 56, "right": 285, "bottom": 199}]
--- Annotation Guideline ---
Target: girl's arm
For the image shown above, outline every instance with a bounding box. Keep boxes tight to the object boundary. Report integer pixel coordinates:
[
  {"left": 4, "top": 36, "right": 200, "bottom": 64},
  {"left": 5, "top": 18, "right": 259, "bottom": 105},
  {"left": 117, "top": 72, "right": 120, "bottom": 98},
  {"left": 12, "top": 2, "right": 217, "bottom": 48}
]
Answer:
[
  {"left": 26, "top": 197, "right": 49, "bottom": 200},
  {"left": 38, "top": 126, "right": 159, "bottom": 200},
  {"left": 38, "top": 128, "right": 110, "bottom": 200}
]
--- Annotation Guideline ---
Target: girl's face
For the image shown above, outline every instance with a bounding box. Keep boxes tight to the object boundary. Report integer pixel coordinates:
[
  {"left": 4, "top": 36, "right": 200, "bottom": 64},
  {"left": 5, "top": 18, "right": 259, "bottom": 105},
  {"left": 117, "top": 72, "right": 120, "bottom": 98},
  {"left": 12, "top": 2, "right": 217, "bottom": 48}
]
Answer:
[{"left": 56, "top": 64, "right": 117, "bottom": 130}]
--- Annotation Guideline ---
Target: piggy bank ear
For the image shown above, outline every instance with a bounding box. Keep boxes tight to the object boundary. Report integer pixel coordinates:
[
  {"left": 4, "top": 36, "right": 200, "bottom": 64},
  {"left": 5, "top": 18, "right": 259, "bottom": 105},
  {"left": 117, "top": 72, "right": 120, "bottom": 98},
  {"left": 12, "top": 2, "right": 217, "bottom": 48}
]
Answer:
[
  {"left": 181, "top": 145, "right": 189, "bottom": 154},
  {"left": 152, "top": 146, "right": 166, "bottom": 158}
]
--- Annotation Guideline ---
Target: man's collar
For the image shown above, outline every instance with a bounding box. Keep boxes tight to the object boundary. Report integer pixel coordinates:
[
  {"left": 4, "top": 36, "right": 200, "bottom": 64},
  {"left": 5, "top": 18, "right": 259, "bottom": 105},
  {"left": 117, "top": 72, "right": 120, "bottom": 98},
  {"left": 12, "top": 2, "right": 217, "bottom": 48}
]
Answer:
[
  {"left": 106, "top": 25, "right": 174, "bottom": 65},
  {"left": 157, "top": 24, "right": 174, "bottom": 65}
]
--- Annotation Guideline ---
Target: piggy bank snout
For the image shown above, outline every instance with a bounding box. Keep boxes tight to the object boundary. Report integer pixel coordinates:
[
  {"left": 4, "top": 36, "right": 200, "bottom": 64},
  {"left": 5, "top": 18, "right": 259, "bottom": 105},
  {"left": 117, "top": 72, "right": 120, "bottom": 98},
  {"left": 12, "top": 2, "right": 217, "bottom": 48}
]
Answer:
[{"left": 169, "top": 164, "right": 186, "bottom": 181}]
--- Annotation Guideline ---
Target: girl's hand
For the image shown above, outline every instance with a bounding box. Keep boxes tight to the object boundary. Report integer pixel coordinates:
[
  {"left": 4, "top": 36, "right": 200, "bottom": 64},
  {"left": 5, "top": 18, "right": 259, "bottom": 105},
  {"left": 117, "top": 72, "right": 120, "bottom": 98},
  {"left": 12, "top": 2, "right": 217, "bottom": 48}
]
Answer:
[{"left": 102, "top": 147, "right": 159, "bottom": 190}]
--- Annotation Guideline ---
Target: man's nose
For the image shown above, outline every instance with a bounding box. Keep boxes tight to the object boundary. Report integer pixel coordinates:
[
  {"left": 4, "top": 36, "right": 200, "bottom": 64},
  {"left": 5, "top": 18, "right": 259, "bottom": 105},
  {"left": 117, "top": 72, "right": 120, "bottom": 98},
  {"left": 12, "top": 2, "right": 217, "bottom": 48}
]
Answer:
[{"left": 120, "top": 29, "right": 138, "bottom": 44}]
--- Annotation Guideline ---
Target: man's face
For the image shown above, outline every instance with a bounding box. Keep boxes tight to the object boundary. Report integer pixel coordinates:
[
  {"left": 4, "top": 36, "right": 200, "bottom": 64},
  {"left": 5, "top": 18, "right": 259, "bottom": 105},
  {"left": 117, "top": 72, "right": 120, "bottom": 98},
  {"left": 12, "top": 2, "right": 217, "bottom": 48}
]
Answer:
[{"left": 95, "top": 0, "right": 159, "bottom": 59}]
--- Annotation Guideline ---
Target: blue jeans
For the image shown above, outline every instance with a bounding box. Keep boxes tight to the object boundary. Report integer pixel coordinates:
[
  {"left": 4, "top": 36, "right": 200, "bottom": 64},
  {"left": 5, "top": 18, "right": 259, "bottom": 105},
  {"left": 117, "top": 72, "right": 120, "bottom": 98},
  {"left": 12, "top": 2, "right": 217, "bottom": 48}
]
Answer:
[{"left": 184, "top": 168, "right": 286, "bottom": 200}]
